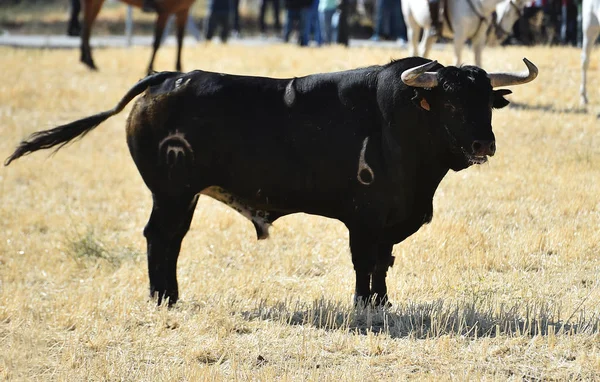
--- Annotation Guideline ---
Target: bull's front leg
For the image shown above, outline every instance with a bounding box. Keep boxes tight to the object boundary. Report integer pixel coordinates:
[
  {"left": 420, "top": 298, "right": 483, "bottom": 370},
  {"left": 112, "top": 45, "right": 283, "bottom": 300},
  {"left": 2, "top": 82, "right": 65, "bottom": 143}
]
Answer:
[
  {"left": 370, "top": 243, "right": 395, "bottom": 307},
  {"left": 349, "top": 229, "right": 394, "bottom": 307},
  {"left": 349, "top": 230, "right": 376, "bottom": 305}
]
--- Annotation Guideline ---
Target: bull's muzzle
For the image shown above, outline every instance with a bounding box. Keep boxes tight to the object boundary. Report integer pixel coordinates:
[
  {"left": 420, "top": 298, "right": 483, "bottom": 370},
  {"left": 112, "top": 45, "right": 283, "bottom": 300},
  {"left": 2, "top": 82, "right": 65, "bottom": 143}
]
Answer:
[{"left": 471, "top": 140, "right": 496, "bottom": 157}]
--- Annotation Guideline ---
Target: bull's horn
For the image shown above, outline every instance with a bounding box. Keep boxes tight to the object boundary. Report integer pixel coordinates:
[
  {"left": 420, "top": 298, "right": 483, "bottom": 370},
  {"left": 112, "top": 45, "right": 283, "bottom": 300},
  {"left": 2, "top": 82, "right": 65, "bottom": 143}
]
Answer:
[
  {"left": 489, "top": 58, "right": 538, "bottom": 87},
  {"left": 401, "top": 60, "right": 439, "bottom": 88}
]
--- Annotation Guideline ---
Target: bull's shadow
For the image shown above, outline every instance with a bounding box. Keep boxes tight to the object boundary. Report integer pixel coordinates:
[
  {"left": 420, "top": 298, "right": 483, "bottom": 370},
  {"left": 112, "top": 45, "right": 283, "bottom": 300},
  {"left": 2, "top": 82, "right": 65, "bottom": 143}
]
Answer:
[
  {"left": 508, "top": 101, "right": 588, "bottom": 115},
  {"left": 240, "top": 298, "right": 600, "bottom": 338}
]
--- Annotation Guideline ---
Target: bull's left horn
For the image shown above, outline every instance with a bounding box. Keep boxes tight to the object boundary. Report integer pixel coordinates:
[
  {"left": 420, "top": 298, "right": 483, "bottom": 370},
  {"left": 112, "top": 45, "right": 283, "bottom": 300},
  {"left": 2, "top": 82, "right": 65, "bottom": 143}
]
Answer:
[
  {"left": 489, "top": 58, "right": 538, "bottom": 87},
  {"left": 401, "top": 60, "right": 439, "bottom": 88}
]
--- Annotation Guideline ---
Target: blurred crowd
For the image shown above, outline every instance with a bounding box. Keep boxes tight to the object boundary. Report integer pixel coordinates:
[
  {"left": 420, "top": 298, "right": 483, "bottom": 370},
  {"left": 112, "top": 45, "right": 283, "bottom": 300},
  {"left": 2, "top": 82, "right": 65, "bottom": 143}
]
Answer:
[
  {"left": 509, "top": 0, "right": 582, "bottom": 46},
  {"left": 67, "top": 0, "right": 589, "bottom": 47}
]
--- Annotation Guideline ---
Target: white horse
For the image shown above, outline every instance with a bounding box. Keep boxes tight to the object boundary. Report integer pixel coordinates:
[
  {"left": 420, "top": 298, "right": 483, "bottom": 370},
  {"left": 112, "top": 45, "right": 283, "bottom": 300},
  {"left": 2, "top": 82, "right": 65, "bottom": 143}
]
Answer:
[
  {"left": 490, "top": 0, "right": 527, "bottom": 45},
  {"left": 403, "top": 0, "right": 508, "bottom": 67},
  {"left": 581, "top": 0, "right": 600, "bottom": 105}
]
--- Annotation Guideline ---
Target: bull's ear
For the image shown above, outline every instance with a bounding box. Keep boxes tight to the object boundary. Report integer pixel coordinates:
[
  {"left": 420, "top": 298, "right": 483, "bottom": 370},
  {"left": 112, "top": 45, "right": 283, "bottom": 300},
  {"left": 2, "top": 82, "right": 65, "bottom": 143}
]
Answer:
[
  {"left": 412, "top": 90, "right": 432, "bottom": 112},
  {"left": 493, "top": 89, "right": 512, "bottom": 109}
]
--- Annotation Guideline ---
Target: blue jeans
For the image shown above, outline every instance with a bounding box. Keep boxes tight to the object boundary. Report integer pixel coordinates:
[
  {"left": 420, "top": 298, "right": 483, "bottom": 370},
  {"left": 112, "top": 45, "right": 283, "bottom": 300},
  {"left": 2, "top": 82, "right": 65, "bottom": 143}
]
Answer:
[
  {"left": 302, "top": 0, "right": 322, "bottom": 45},
  {"left": 284, "top": 8, "right": 310, "bottom": 46},
  {"left": 373, "top": 0, "right": 406, "bottom": 40},
  {"left": 319, "top": 8, "right": 336, "bottom": 43}
]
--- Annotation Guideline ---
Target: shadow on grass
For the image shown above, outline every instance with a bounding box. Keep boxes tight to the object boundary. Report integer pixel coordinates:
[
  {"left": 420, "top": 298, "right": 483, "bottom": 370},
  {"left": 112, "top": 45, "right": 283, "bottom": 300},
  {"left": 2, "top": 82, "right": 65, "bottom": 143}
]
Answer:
[
  {"left": 240, "top": 298, "right": 600, "bottom": 339},
  {"left": 509, "top": 101, "right": 588, "bottom": 115}
]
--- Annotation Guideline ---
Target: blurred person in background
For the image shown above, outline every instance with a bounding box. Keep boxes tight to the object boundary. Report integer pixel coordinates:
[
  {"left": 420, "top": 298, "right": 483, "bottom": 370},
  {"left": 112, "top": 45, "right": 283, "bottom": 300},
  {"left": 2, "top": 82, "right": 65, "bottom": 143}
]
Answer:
[
  {"left": 283, "top": 0, "right": 312, "bottom": 45},
  {"left": 232, "top": 0, "right": 242, "bottom": 37},
  {"left": 205, "top": 0, "right": 234, "bottom": 42},
  {"left": 560, "top": 0, "right": 578, "bottom": 45},
  {"left": 259, "top": 0, "right": 282, "bottom": 35},
  {"left": 303, "top": 0, "right": 322, "bottom": 45},
  {"left": 319, "top": 0, "right": 337, "bottom": 43},
  {"left": 371, "top": 0, "right": 407, "bottom": 42},
  {"left": 333, "top": 0, "right": 349, "bottom": 45}
]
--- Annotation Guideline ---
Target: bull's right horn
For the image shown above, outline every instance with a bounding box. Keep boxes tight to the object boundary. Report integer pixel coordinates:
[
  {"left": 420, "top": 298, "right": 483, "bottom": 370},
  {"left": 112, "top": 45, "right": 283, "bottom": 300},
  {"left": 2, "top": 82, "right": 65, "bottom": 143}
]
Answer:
[
  {"left": 401, "top": 61, "right": 439, "bottom": 88},
  {"left": 489, "top": 58, "right": 538, "bottom": 87}
]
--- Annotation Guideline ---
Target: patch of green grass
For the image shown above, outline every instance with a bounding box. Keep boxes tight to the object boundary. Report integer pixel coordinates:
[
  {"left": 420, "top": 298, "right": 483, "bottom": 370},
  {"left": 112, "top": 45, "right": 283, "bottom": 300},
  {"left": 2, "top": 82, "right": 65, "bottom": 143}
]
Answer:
[{"left": 65, "top": 228, "right": 141, "bottom": 266}]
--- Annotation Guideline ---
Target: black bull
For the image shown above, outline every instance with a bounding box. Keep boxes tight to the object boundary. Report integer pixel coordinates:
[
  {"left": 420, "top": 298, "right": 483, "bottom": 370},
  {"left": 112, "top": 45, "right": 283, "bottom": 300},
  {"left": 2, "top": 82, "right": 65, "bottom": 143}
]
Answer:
[{"left": 5, "top": 57, "right": 537, "bottom": 306}]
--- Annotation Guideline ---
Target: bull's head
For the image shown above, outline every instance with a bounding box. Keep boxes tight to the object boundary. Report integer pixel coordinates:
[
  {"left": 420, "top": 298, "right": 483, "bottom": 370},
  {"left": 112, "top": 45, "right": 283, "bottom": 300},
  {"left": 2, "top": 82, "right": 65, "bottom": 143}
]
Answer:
[{"left": 401, "top": 58, "right": 537, "bottom": 170}]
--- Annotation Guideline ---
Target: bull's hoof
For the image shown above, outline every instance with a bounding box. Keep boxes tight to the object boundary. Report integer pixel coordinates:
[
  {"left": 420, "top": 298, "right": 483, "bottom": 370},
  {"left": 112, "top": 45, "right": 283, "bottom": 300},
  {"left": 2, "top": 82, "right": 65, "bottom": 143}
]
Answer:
[
  {"left": 151, "top": 290, "right": 178, "bottom": 307},
  {"left": 353, "top": 294, "right": 392, "bottom": 309}
]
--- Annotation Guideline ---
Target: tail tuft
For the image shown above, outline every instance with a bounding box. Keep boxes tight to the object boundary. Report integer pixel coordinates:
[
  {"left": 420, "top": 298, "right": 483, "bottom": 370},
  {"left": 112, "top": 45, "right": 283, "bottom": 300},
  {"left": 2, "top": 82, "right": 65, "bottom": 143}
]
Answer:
[{"left": 4, "top": 111, "right": 112, "bottom": 166}]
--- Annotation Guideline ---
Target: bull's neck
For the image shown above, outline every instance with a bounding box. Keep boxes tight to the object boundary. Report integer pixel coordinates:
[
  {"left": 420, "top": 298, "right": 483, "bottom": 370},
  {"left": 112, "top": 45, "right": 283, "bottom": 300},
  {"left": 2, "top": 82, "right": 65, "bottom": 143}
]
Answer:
[{"left": 382, "top": 119, "right": 450, "bottom": 193}]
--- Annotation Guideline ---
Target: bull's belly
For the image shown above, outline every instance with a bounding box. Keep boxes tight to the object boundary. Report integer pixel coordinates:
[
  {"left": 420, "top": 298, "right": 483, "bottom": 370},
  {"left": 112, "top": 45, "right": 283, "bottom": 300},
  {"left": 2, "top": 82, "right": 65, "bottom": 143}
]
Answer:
[{"left": 199, "top": 185, "right": 348, "bottom": 240}]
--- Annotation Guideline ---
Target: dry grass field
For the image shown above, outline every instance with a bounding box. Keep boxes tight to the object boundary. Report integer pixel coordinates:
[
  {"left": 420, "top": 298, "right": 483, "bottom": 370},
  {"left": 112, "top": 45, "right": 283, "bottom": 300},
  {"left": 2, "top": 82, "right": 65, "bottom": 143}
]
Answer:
[{"left": 0, "top": 42, "right": 599, "bottom": 380}]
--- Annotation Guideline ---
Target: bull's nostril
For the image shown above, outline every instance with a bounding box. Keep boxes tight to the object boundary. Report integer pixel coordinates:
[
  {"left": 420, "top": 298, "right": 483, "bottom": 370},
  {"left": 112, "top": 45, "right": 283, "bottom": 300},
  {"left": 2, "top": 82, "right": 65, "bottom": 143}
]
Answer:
[{"left": 472, "top": 141, "right": 482, "bottom": 153}]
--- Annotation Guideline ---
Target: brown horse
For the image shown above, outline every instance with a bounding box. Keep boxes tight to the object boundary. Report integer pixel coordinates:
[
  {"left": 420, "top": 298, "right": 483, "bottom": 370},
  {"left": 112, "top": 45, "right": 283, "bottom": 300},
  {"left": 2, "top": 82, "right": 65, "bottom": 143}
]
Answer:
[{"left": 79, "top": 0, "right": 196, "bottom": 72}]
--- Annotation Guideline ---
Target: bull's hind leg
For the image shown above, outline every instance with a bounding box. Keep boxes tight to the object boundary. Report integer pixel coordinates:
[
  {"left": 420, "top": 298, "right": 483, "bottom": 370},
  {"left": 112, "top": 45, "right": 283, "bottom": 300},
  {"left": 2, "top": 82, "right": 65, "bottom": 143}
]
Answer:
[{"left": 144, "top": 192, "right": 199, "bottom": 305}]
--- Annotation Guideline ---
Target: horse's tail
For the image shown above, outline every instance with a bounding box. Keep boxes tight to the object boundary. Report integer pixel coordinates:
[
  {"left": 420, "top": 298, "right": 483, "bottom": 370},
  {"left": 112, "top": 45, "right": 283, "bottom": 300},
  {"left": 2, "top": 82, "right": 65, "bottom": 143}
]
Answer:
[{"left": 4, "top": 71, "right": 180, "bottom": 166}]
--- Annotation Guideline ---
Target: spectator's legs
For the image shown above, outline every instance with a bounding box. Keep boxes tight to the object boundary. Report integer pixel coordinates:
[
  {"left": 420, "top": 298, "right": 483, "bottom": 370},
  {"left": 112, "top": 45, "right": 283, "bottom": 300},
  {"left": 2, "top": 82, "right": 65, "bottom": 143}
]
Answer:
[
  {"left": 205, "top": 13, "right": 217, "bottom": 41},
  {"left": 319, "top": 9, "right": 335, "bottom": 43},
  {"left": 260, "top": 0, "right": 268, "bottom": 32},
  {"left": 219, "top": 12, "right": 231, "bottom": 42},
  {"left": 335, "top": 0, "right": 349, "bottom": 46},
  {"left": 392, "top": 0, "right": 407, "bottom": 41},
  {"left": 232, "top": 0, "right": 241, "bottom": 33},
  {"left": 284, "top": 9, "right": 298, "bottom": 42},
  {"left": 299, "top": 7, "right": 310, "bottom": 46},
  {"left": 371, "top": 0, "right": 385, "bottom": 40},
  {"left": 304, "top": 1, "right": 321, "bottom": 45},
  {"left": 274, "top": 0, "right": 282, "bottom": 30}
]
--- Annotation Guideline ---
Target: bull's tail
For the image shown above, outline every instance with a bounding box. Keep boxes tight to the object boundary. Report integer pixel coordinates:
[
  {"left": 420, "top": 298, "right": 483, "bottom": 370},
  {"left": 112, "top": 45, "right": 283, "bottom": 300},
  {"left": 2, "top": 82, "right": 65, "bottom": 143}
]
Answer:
[{"left": 4, "top": 71, "right": 180, "bottom": 166}]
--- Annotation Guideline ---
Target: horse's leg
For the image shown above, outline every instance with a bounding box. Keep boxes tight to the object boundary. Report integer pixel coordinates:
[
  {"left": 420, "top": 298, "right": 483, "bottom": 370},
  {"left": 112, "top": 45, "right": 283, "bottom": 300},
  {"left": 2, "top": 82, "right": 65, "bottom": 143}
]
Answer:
[
  {"left": 144, "top": 192, "right": 199, "bottom": 306},
  {"left": 147, "top": 12, "right": 170, "bottom": 74},
  {"left": 471, "top": 33, "right": 486, "bottom": 68},
  {"left": 174, "top": 9, "right": 190, "bottom": 72},
  {"left": 421, "top": 34, "right": 436, "bottom": 58},
  {"left": 80, "top": 0, "right": 104, "bottom": 70},
  {"left": 67, "top": 0, "right": 81, "bottom": 36},
  {"left": 453, "top": 30, "right": 465, "bottom": 66},
  {"left": 580, "top": 24, "right": 599, "bottom": 105},
  {"left": 406, "top": 13, "right": 421, "bottom": 57}
]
